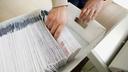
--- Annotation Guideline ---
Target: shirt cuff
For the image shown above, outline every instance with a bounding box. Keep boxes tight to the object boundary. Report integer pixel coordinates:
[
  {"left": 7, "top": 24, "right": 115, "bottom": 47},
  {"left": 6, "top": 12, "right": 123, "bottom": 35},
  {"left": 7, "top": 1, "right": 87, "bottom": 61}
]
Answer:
[{"left": 52, "top": 0, "right": 68, "bottom": 8}]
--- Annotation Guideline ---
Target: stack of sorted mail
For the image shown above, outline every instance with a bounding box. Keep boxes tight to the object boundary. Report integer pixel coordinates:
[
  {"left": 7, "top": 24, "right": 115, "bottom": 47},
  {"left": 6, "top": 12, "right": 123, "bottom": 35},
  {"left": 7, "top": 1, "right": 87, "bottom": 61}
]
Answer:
[{"left": 0, "top": 10, "right": 81, "bottom": 72}]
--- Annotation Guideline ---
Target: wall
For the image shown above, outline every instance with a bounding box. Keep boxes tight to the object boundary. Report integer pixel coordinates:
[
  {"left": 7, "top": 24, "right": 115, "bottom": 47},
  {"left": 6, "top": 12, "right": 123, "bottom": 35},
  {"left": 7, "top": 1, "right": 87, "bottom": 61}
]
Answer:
[{"left": 0, "top": 0, "right": 52, "bottom": 22}]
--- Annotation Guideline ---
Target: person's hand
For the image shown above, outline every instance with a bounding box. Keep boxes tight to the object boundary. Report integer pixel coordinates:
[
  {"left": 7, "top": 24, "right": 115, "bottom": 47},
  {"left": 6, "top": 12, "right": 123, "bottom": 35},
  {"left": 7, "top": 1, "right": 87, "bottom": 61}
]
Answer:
[
  {"left": 79, "top": 0, "right": 105, "bottom": 23},
  {"left": 46, "top": 6, "right": 67, "bottom": 39}
]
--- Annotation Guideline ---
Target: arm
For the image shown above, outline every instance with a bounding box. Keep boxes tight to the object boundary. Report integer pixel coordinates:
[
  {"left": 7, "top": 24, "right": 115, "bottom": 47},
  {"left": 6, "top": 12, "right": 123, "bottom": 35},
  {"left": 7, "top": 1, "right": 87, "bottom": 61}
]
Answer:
[{"left": 46, "top": 0, "right": 68, "bottom": 39}]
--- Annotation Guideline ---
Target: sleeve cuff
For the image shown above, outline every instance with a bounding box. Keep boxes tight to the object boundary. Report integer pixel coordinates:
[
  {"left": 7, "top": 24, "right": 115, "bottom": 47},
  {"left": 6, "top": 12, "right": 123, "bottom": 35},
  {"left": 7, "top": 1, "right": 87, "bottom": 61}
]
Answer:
[{"left": 52, "top": 0, "right": 68, "bottom": 8}]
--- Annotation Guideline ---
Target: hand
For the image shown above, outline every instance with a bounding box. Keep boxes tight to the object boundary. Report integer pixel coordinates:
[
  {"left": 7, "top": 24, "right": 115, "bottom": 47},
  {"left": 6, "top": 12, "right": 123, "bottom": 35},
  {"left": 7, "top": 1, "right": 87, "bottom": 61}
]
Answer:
[
  {"left": 46, "top": 6, "right": 67, "bottom": 39},
  {"left": 79, "top": 0, "right": 105, "bottom": 23}
]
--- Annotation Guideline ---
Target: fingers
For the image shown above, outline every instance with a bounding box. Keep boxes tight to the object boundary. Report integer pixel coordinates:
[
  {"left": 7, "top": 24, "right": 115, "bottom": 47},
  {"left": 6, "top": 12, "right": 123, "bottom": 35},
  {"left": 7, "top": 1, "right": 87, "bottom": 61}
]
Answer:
[
  {"left": 79, "top": 8, "right": 92, "bottom": 23},
  {"left": 79, "top": 7, "right": 98, "bottom": 23},
  {"left": 82, "top": 8, "right": 91, "bottom": 22},
  {"left": 92, "top": 10, "right": 96, "bottom": 20},
  {"left": 54, "top": 24, "right": 64, "bottom": 40},
  {"left": 85, "top": 9, "right": 95, "bottom": 22},
  {"left": 88, "top": 9, "right": 95, "bottom": 20},
  {"left": 92, "top": 9, "right": 100, "bottom": 20},
  {"left": 46, "top": 18, "right": 64, "bottom": 40},
  {"left": 45, "top": 6, "right": 67, "bottom": 40},
  {"left": 79, "top": 8, "right": 87, "bottom": 19},
  {"left": 46, "top": 14, "right": 56, "bottom": 30},
  {"left": 46, "top": 17, "right": 64, "bottom": 40},
  {"left": 50, "top": 21, "right": 59, "bottom": 35},
  {"left": 79, "top": 0, "right": 104, "bottom": 23}
]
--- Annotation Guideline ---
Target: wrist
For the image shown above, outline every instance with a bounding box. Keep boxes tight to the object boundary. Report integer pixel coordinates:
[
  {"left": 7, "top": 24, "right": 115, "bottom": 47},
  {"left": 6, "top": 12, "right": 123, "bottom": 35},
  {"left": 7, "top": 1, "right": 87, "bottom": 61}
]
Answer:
[
  {"left": 53, "top": 5, "right": 67, "bottom": 9},
  {"left": 100, "top": 0, "right": 106, "bottom": 1},
  {"left": 93, "top": 0, "right": 106, "bottom": 1},
  {"left": 51, "top": 5, "right": 67, "bottom": 13},
  {"left": 93, "top": 0, "right": 106, "bottom": 3}
]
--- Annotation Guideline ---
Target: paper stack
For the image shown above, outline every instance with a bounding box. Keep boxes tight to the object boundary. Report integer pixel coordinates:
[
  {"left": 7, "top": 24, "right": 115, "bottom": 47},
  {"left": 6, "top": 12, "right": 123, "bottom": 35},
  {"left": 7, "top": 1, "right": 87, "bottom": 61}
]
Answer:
[{"left": 0, "top": 10, "right": 81, "bottom": 72}]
